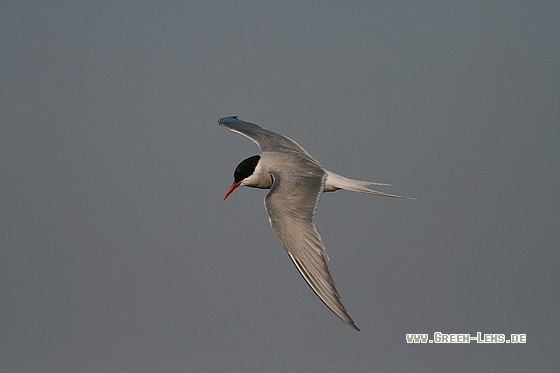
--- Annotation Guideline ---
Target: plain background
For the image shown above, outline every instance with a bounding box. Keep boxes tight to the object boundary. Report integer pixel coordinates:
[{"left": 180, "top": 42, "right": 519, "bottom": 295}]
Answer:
[{"left": 1, "top": 1, "right": 559, "bottom": 372}]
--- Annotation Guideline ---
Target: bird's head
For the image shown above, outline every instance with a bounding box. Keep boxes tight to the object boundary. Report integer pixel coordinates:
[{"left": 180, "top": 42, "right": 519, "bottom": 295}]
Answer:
[{"left": 223, "top": 155, "right": 261, "bottom": 201}]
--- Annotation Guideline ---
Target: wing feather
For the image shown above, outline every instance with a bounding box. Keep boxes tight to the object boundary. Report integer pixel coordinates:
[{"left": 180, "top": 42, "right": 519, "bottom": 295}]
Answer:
[
  {"left": 218, "top": 116, "right": 316, "bottom": 160},
  {"left": 264, "top": 167, "right": 359, "bottom": 331}
]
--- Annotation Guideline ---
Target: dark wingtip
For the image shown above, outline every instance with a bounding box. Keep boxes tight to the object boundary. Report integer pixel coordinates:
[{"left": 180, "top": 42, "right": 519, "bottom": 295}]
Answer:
[{"left": 218, "top": 116, "right": 239, "bottom": 125}]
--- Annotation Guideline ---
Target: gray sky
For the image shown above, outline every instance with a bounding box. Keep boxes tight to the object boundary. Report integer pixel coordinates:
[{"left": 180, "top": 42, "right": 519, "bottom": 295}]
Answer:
[{"left": 1, "top": 1, "right": 559, "bottom": 372}]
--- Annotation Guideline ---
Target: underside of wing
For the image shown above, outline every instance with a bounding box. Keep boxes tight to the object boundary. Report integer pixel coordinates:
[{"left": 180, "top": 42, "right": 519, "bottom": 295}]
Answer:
[{"left": 264, "top": 168, "right": 360, "bottom": 331}]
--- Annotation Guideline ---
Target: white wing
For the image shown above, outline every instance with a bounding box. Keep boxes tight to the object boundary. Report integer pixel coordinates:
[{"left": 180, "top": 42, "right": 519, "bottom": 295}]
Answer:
[
  {"left": 218, "top": 116, "right": 317, "bottom": 161},
  {"left": 264, "top": 165, "right": 359, "bottom": 331}
]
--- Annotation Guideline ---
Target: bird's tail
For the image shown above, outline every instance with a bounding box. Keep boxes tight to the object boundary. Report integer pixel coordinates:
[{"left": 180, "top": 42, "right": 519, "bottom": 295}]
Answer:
[{"left": 324, "top": 170, "right": 415, "bottom": 199}]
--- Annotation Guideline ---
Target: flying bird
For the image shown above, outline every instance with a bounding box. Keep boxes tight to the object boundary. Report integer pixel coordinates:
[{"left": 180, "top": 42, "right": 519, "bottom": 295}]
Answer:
[{"left": 219, "top": 116, "right": 412, "bottom": 330}]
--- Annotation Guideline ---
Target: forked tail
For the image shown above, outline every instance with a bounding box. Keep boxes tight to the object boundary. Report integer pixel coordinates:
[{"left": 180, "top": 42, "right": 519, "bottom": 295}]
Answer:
[{"left": 324, "top": 170, "right": 415, "bottom": 199}]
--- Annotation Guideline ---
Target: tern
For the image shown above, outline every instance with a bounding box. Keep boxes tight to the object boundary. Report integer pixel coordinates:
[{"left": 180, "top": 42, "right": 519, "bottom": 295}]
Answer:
[{"left": 220, "top": 116, "right": 412, "bottom": 331}]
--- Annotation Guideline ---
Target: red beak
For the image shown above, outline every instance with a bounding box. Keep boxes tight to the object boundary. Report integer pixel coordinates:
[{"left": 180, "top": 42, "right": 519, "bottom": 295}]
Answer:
[{"left": 223, "top": 182, "right": 241, "bottom": 201}]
